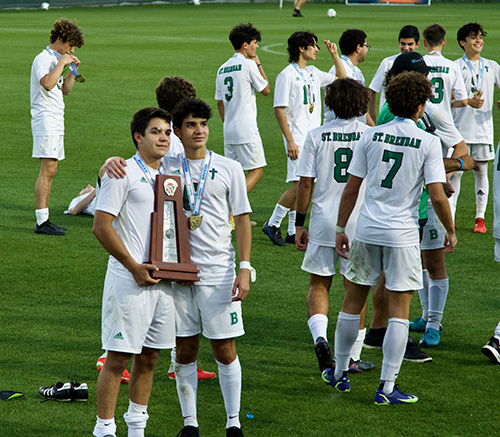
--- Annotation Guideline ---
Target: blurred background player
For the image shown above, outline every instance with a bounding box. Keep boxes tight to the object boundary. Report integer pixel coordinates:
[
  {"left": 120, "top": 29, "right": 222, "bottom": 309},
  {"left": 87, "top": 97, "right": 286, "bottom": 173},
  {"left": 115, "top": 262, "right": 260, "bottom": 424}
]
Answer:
[
  {"left": 449, "top": 22, "right": 500, "bottom": 233},
  {"left": 215, "top": 23, "right": 270, "bottom": 201},
  {"left": 292, "top": 0, "right": 307, "bottom": 17},
  {"left": 368, "top": 25, "right": 420, "bottom": 121},
  {"left": 262, "top": 31, "right": 345, "bottom": 246},
  {"left": 324, "top": 28, "right": 374, "bottom": 126},
  {"left": 330, "top": 71, "right": 456, "bottom": 404},
  {"left": 295, "top": 78, "right": 374, "bottom": 377},
  {"left": 31, "top": 18, "right": 84, "bottom": 235}
]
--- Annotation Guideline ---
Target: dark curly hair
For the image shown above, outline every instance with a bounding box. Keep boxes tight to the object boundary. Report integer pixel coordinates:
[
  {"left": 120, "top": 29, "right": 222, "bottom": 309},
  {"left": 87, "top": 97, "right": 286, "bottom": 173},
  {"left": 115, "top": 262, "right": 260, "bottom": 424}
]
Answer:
[
  {"left": 287, "top": 31, "right": 318, "bottom": 63},
  {"left": 50, "top": 19, "right": 84, "bottom": 48},
  {"left": 457, "top": 22, "right": 487, "bottom": 51},
  {"left": 325, "top": 78, "right": 369, "bottom": 119},
  {"left": 386, "top": 72, "right": 432, "bottom": 119},
  {"left": 172, "top": 98, "right": 212, "bottom": 129},
  {"left": 155, "top": 76, "right": 196, "bottom": 113},
  {"left": 229, "top": 23, "right": 262, "bottom": 50},
  {"left": 339, "top": 29, "right": 366, "bottom": 56}
]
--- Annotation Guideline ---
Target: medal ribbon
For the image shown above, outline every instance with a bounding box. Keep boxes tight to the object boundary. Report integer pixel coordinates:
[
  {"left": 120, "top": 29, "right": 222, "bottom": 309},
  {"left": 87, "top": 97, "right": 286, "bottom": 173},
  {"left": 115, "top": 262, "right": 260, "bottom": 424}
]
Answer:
[
  {"left": 182, "top": 151, "right": 212, "bottom": 216},
  {"left": 428, "top": 50, "right": 442, "bottom": 56},
  {"left": 462, "top": 55, "right": 483, "bottom": 93},
  {"left": 46, "top": 46, "right": 80, "bottom": 79},
  {"left": 341, "top": 55, "right": 365, "bottom": 85},
  {"left": 394, "top": 116, "right": 419, "bottom": 127},
  {"left": 292, "top": 62, "right": 314, "bottom": 106},
  {"left": 133, "top": 152, "right": 165, "bottom": 191}
]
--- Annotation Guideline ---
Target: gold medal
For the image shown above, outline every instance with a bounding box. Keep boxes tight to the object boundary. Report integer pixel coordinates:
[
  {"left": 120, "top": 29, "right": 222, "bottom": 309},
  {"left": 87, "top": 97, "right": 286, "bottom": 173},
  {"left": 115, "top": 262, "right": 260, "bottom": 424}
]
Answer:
[
  {"left": 188, "top": 214, "right": 203, "bottom": 231},
  {"left": 309, "top": 103, "right": 314, "bottom": 114},
  {"left": 75, "top": 74, "right": 86, "bottom": 83}
]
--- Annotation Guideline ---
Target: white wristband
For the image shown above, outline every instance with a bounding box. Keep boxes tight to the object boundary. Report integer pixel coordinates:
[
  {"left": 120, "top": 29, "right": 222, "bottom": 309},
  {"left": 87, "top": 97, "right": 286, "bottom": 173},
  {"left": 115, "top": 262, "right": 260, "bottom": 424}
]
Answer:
[
  {"left": 335, "top": 225, "right": 346, "bottom": 233},
  {"left": 239, "top": 261, "right": 256, "bottom": 282}
]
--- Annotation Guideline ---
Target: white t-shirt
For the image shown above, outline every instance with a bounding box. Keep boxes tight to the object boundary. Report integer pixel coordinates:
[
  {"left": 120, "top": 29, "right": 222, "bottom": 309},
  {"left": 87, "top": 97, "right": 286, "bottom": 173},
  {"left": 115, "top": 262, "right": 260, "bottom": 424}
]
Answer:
[
  {"left": 423, "top": 53, "right": 468, "bottom": 118},
  {"left": 96, "top": 156, "right": 158, "bottom": 280},
  {"left": 349, "top": 117, "right": 446, "bottom": 247},
  {"left": 274, "top": 63, "right": 335, "bottom": 149},
  {"left": 423, "top": 101, "right": 463, "bottom": 152},
  {"left": 297, "top": 118, "right": 368, "bottom": 246},
  {"left": 452, "top": 56, "right": 500, "bottom": 145},
  {"left": 162, "top": 152, "right": 252, "bottom": 285},
  {"left": 215, "top": 53, "right": 268, "bottom": 144},
  {"left": 369, "top": 54, "right": 399, "bottom": 111},
  {"left": 30, "top": 48, "right": 65, "bottom": 135},
  {"left": 64, "top": 193, "right": 96, "bottom": 216},
  {"left": 325, "top": 57, "right": 366, "bottom": 124}
]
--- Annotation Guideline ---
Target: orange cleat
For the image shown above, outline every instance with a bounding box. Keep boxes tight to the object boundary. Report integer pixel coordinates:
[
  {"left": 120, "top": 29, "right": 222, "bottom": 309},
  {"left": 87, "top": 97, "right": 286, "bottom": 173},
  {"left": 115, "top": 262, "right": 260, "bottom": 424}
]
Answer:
[
  {"left": 474, "top": 218, "right": 487, "bottom": 233},
  {"left": 168, "top": 365, "right": 217, "bottom": 380},
  {"left": 96, "top": 354, "right": 130, "bottom": 384}
]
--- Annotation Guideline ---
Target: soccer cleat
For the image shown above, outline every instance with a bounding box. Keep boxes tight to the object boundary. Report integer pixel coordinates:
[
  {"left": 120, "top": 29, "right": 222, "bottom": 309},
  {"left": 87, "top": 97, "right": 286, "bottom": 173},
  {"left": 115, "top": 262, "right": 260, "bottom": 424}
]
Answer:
[
  {"left": 409, "top": 317, "right": 427, "bottom": 332},
  {"left": 34, "top": 221, "right": 65, "bottom": 236},
  {"left": 404, "top": 336, "right": 432, "bottom": 362},
  {"left": 481, "top": 336, "right": 500, "bottom": 364},
  {"left": 348, "top": 358, "right": 375, "bottom": 373},
  {"left": 39, "top": 382, "right": 72, "bottom": 401},
  {"left": 474, "top": 218, "right": 487, "bottom": 233},
  {"left": 321, "top": 368, "right": 350, "bottom": 392},
  {"left": 96, "top": 355, "right": 130, "bottom": 384},
  {"left": 168, "top": 366, "right": 217, "bottom": 380},
  {"left": 227, "top": 426, "right": 244, "bottom": 437},
  {"left": 419, "top": 328, "right": 440, "bottom": 347},
  {"left": 363, "top": 328, "right": 385, "bottom": 349},
  {"left": 176, "top": 426, "right": 200, "bottom": 437},
  {"left": 262, "top": 220, "right": 286, "bottom": 246},
  {"left": 292, "top": 8, "right": 303, "bottom": 16},
  {"left": 285, "top": 233, "right": 295, "bottom": 244},
  {"left": 374, "top": 385, "right": 418, "bottom": 405},
  {"left": 71, "top": 380, "right": 89, "bottom": 401},
  {"left": 314, "top": 337, "right": 334, "bottom": 372}
]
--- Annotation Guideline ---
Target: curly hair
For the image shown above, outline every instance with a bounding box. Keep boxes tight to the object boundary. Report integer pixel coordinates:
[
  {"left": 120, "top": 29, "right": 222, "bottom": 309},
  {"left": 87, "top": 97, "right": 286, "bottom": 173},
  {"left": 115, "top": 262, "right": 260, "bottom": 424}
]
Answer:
[
  {"left": 130, "top": 107, "right": 171, "bottom": 148},
  {"left": 339, "top": 29, "right": 366, "bottom": 56},
  {"left": 229, "top": 23, "right": 261, "bottom": 50},
  {"left": 423, "top": 24, "right": 446, "bottom": 47},
  {"left": 172, "top": 98, "right": 212, "bottom": 129},
  {"left": 50, "top": 19, "right": 84, "bottom": 48},
  {"left": 155, "top": 76, "right": 196, "bottom": 113},
  {"left": 386, "top": 72, "right": 432, "bottom": 119},
  {"left": 325, "top": 78, "right": 369, "bottom": 119},
  {"left": 457, "top": 22, "right": 487, "bottom": 51},
  {"left": 287, "top": 31, "right": 318, "bottom": 63}
]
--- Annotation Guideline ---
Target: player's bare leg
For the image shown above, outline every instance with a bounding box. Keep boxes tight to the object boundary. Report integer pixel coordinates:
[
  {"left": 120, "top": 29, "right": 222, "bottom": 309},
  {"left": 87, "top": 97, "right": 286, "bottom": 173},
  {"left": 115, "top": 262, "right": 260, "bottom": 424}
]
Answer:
[
  {"left": 128, "top": 347, "right": 160, "bottom": 406},
  {"left": 307, "top": 274, "right": 332, "bottom": 317},
  {"left": 246, "top": 168, "right": 263, "bottom": 194},
  {"left": 35, "top": 158, "right": 58, "bottom": 209},
  {"left": 293, "top": 0, "right": 307, "bottom": 16}
]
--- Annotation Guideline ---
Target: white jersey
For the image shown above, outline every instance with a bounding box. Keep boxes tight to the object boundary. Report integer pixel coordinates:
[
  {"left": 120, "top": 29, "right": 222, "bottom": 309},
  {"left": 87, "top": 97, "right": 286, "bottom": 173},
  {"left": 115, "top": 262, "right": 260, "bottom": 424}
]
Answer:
[
  {"left": 493, "top": 143, "right": 500, "bottom": 239},
  {"left": 162, "top": 152, "right": 251, "bottom": 286},
  {"left": 30, "top": 48, "right": 65, "bottom": 135},
  {"left": 423, "top": 101, "right": 463, "bottom": 153},
  {"left": 215, "top": 53, "right": 268, "bottom": 144},
  {"left": 64, "top": 193, "right": 96, "bottom": 215},
  {"left": 349, "top": 117, "right": 446, "bottom": 247},
  {"left": 369, "top": 54, "right": 399, "bottom": 111},
  {"left": 297, "top": 118, "right": 368, "bottom": 246},
  {"left": 96, "top": 156, "right": 159, "bottom": 280},
  {"left": 324, "top": 57, "right": 366, "bottom": 124},
  {"left": 452, "top": 56, "right": 500, "bottom": 145},
  {"left": 423, "top": 53, "right": 468, "bottom": 118},
  {"left": 274, "top": 63, "right": 335, "bottom": 149}
]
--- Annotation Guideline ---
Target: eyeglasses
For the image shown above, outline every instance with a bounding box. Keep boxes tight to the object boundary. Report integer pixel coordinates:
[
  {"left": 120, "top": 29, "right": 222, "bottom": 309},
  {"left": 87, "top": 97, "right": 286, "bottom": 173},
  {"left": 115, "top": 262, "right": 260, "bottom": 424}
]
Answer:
[{"left": 364, "top": 43, "right": 371, "bottom": 50}]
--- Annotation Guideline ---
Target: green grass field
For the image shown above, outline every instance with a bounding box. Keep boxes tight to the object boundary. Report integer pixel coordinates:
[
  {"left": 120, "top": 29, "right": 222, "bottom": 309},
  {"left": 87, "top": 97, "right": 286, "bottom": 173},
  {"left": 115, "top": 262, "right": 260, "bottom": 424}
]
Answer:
[{"left": 1, "top": 2, "right": 500, "bottom": 436}]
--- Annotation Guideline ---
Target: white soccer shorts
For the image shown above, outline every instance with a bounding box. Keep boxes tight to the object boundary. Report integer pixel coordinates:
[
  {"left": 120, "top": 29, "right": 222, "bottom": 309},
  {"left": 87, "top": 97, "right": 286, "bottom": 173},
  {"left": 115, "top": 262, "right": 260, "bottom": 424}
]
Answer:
[
  {"left": 468, "top": 143, "right": 495, "bottom": 161},
  {"left": 224, "top": 139, "right": 267, "bottom": 171},
  {"left": 32, "top": 135, "right": 65, "bottom": 160},
  {"left": 301, "top": 241, "right": 347, "bottom": 277},
  {"left": 420, "top": 202, "right": 446, "bottom": 251}
]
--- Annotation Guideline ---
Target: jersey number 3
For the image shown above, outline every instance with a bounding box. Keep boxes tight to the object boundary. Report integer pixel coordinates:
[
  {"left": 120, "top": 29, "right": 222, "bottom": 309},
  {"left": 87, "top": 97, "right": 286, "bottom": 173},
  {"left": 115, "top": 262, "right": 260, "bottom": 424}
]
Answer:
[{"left": 224, "top": 76, "right": 233, "bottom": 102}]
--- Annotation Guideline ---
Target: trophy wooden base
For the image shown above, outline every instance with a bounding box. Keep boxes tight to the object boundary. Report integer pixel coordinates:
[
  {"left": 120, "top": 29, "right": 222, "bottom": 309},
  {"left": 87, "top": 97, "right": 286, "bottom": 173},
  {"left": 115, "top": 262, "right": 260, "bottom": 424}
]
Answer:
[{"left": 150, "top": 263, "right": 199, "bottom": 282}]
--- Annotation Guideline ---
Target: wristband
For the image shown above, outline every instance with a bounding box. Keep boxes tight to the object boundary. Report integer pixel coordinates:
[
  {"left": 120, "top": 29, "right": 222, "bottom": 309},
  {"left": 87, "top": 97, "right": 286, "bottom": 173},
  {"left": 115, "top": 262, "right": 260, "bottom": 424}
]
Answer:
[
  {"left": 295, "top": 212, "right": 307, "bottom": 227},
  {"left": 257, "top": 63, "right": 262, "bottom": 67},
  {"left": 457, "top": 157, "right": 464, "bottom": 171},
  {"left": 335, "top": 225, "right": 346, "bottom": 234},
  {"left": 239, "top": 261, "right": 256, "bottom": 282}
]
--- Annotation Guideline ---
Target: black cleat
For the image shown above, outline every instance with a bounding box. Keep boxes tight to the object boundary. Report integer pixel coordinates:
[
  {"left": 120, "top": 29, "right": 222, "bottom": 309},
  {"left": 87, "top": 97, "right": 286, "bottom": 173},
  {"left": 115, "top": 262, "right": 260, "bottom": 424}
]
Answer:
[
  {"left": 227, "top": 426, "right": 244, "bottom": 437},
  {"left": 292, "top": 8, "right": 303, "bottom": 16},
  {"left": 363, "top": 328, "right": 386, "bottom": 349},
  {"left": 314, "top": 337, "right": 334, "bottom": 372},
  {"left": 285, "top": 233, "right": 295, "bottom": 244},
  {"left": 262, "top": 220, "right": 286, "bottom": 246},
  {"left": 348, "top": 358, "right": 375, "bottom": 373},
  {"left": 482, "top": 336, "right": 500, "bottom": 364},
  {"left": 34, "top": 221, "right": 65, "bottom": 236},
  {"left": 404, "top": 336, "right": 432, "bottom": 363},
  {"left": 176, "top": 426, "right": 200, "bottom": 437}
]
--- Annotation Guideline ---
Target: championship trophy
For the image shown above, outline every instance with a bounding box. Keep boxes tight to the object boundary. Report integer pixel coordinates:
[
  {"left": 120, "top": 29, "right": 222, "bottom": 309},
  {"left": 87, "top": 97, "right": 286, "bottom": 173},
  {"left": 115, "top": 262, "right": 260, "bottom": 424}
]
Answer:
[{"left": 149, "top": 175, "right": 200, "bottom": 282}]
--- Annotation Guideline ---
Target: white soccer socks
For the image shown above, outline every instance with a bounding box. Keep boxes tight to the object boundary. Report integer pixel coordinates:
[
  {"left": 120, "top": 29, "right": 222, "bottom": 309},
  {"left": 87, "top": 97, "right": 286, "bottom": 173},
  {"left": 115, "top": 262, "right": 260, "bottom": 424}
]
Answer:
[
  {"left": 427, "top": 278, "right": 449, "bottom": 331},
  {"left": 448, "top": 170, "right": 462, "bottom": 221},
  {"left": 217, "top": 356, "right": 242, "bottom": 430},
  {"left": 350, "top": 327, "right": 366, "bottom": 362},
  {"left": 175, "top": 361, "right": 199, "bottom": 427},
  {"left": 35, "top": 208, "right": 49, "bottom": 226},
  {"left": 334, "top": 312, "right": 360, "bottom": 380},
  {"left": 123, "top": 400, "right": 149, "bottom": 437},
  {"left": 475, "top": 161, "right": 489, "bottom": 218},
  {"left": 380, "top": 318, "right": 409, "bottom": 393},
  {"left": 307, "top": 314, "right": 328, "bottom": 344},
  {"left": 287, "top": 210, "right": 296, "bottom": 236},
  {"left": 93, "top": 417, "right": 116, "bottom": 437},
  {"left": 495, "top": 321, "right": 500, "bottom": 339},
  {"left": 268, "top": 203, "right": 289, "bottom": 228},
  {"left": 418, "top": 269, "right": 430, "bottom": 321}
]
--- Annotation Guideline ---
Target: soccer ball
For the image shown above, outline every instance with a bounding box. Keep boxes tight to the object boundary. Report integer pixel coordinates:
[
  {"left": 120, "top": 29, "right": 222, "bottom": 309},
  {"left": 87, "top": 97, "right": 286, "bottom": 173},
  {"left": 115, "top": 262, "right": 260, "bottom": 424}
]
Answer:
[
  {"left": 41, "top": 2, "right": 50, "bottom": 9},
  {"left": 327, "top": 8, "right": 336, "bottom": 18},
  {"left": 193, "top": 0, "right": 200, "bottom": 5}
]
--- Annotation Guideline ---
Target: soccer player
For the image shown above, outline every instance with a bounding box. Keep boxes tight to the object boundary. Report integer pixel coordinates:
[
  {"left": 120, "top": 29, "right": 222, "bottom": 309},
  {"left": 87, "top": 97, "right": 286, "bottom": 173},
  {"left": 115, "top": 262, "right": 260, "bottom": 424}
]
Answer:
[
  {"left": 450, "top": 22, "right": 500, "bottom": 233},
  {"left": 292, "top": 0, "right": 307, "bottom": 17},
  {"left": 295, "top": 78, "right": 374, "bottom": 375},
  {"left": 31, "top": 18, "right": 84, "bottom": 235},
  {"left": 368, "top": 25, "right": 421, "bottom": 121},
  {"left": 92, "top": 107, "right": 175, "bottom": 437},
  {"left": 215, "top": 23, "right": 270, "bottom": 195},
  {"left": 324, "top": 28, "right": 374, "bottom": 126},
  {"left": 168, "top": 99, "right": 252, "bottom": 437},
  {"left": 422, "top": 24, "right": 468, "bottom": 116},
  {"left": 328, "top": 71, "right": 456, "bottom": 404},
  {"left": 262, "top": 31, "right": 345, "bottom": 246}
]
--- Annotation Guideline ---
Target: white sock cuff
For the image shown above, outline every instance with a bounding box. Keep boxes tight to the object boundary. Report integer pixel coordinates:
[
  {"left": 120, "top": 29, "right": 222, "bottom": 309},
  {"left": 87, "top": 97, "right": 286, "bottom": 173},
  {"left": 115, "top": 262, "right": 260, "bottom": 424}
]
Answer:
[
  {"left": 216, "top": 356, "right": 241, "bottom": 375},
  {"left": 123, "top": 411, "right": 149, "bottom": 429},
  {"left": 175, "top": 361, "right": 197, "bottom": 376},
  {"left": 339, "top": 311, "right": 360, "bottom": 322},
  {"left": 388, "top": 317, "right": 409, "bottom": 328},
  {"left": 307, "top": 314, "right": 328, "bottom": 328},
  {"left": 429, "top": 277, "right": 449, "bottom": 286},
  {"left": 127, "top": 400, "right": 148, "bottom": 415}
]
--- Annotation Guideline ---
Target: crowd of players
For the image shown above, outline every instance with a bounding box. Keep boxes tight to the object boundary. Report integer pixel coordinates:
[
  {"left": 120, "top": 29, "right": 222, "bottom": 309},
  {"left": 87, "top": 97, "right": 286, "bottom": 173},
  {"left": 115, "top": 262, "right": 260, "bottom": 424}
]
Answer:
[{"left": 30, "top": 17, "right": 500, "bottom": 436}]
